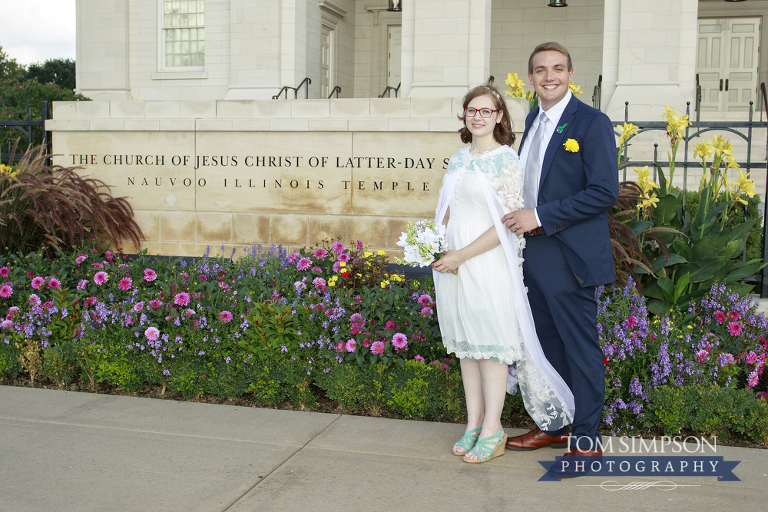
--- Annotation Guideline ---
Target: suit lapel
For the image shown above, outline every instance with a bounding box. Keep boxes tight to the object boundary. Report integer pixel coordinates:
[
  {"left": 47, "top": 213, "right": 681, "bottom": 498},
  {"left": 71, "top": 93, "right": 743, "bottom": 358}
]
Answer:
[
  {"left": 518, "top": 109, "right": 537, "bottom": 154},
  {"left": 539, "top": 96, "right": 580, "bottom": 190}
]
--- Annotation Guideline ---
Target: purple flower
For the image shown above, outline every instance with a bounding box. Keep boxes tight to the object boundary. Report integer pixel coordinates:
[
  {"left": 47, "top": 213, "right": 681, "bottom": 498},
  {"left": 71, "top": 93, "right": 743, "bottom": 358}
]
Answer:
[
  {"left": 332, "top": 242, "right": 345, "bottom": 254},
  {"left": 313, "top": 248, "right": 328, "bottom": 258},
  {"left": 1, "top": 320, "right": 13, "bottom": 329},
  {"left": 338, "top": 253, "right": 351, "bottom": 263}
]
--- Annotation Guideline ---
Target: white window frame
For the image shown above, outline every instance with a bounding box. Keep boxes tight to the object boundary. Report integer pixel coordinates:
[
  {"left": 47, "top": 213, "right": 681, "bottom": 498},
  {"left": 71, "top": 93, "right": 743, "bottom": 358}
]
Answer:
[{"left": 154, "top": 0, "right": 207, "bottom": 79}]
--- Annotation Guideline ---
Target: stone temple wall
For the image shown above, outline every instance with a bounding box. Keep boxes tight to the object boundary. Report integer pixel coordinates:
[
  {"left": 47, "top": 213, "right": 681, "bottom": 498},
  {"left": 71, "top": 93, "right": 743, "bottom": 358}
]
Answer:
[{"left": 48, "top": 97, "right": 531, "bottom": 259}]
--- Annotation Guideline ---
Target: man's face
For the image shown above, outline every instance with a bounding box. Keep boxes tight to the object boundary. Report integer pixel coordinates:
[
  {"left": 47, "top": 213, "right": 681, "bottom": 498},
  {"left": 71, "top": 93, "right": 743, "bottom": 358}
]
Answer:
[{"left": 528, "top": 50, "right": 573, "bottom": 111}]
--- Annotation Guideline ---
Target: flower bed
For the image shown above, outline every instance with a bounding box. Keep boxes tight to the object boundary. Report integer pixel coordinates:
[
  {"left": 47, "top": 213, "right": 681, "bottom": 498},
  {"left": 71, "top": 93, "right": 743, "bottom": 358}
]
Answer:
[{"left": 1, "top": 240, "right": 767, "bottom": 443}]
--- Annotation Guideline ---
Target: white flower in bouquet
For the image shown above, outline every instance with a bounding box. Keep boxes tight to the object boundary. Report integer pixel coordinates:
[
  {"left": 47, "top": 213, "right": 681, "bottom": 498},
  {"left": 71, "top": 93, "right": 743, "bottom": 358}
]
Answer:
[{"left": 394, "top": 220, "right": 449, "bottom": 268}]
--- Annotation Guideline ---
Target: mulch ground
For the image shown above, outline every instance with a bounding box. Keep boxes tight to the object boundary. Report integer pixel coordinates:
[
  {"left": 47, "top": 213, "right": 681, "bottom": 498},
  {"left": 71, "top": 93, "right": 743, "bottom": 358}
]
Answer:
[{"left": 3, "top": 376, "right": 766, "bottom": 450}]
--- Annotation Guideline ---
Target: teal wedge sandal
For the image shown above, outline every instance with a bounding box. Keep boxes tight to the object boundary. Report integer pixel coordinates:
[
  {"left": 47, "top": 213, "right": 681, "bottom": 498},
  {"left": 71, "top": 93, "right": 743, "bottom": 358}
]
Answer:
[
  {"left": 452, "top": 426, "right": 482, "bottom": 456},
  {"left": 463, "top": 427, "right": 508, "bottom": 463}
]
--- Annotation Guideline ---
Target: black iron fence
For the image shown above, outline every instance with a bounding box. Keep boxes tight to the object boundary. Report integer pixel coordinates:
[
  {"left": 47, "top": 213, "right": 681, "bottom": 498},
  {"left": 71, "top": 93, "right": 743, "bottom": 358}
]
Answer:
[
  {"left": 0, "top": 101, "right": 51, "bottom": 163},
  {"left": 615, "top": 100, "right": 768, "bottom": 298}
]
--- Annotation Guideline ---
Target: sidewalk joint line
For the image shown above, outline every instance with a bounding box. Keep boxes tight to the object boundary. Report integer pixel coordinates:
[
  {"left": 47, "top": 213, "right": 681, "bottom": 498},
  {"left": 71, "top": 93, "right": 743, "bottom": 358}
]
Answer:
[{"left": 220, "top": 415, "right": 343, "bottom": 512}]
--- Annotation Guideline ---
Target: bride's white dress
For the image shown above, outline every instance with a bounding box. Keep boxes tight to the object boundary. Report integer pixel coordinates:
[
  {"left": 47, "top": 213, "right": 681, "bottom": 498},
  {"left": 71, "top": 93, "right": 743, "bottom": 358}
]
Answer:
[{"left": 433, "top": 145, "right": 574, "bottom": 431}]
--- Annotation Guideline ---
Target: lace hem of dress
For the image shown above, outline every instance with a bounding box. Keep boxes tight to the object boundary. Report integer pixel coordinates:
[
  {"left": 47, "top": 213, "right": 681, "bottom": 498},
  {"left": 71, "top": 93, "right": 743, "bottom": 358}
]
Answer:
[{"left": 443, "top": 339, "right": 519, "bottom": 365}]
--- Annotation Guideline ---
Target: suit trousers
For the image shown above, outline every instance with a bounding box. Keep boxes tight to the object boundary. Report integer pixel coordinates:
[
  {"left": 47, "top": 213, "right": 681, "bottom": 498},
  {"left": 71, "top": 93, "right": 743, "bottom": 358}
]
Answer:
[{"left": 522, "top": 233, "right": 605, "bottom": 450}]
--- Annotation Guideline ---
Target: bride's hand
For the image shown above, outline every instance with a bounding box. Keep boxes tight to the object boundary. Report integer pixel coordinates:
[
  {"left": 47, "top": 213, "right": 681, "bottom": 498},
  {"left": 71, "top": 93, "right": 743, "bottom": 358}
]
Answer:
[{"left": 431, "top": 250, "right": 463, "bottom": 274}]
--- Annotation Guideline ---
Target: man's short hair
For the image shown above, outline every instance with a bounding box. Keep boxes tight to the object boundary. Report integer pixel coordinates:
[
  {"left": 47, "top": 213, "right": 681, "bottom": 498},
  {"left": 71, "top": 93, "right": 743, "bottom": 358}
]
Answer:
[{"left": 528, "top": 42, "right": 573, "bottom": 75}]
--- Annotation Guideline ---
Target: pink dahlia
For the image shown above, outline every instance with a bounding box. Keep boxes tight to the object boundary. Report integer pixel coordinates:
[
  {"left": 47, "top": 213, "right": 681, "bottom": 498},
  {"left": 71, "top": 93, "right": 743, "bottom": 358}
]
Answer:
[
  {"left": 345, "top": 339, "right": 357, "bottom": 352},
  {"left": 148, "top": 300, "right": 163, "bottom": 309},
  {"left": 144, "top": 327, "right": 160, "bottom": 341},
  {"left": 417, "top": 294, "right": 432, "bottom": 306},
  {"left": 43, "top": 301, "right": 53, "bottom": 309},
  {"left": 28, "top": 294, "right": 41, "bottom": 306},
  {"left": 623, "top": 315, "right": 638, "bottom": 329},
  {"left": 332, "top": 242, "right": 345, "bottom": 255},
  {"left": 311, "top": 266, "right": 322, "bottom": 273},
  {"left": 746, "top": 351, "right": 758, "bottom": 365},
  {"left": 336, "top": 341, "right": 346, "bottom": 352},
  {"left": 94, "top": 272, "right": 109, "bottom": 285},
  {"left": 92, "top": 262, "right": 104, "bottom": 269},
  {"left": 296, "top": 257, "right": 312, "bottom": 271},
  {"left": 727, "top": 322, "right": 743, "bottom": 336},
  {"left": 414, "top": 354, "right": 425, "bottom": 362},
  {"left": 85, "top": 296, "right": 98, "bottom": 307},
  {"left": 356, "top": 239, "right": 363, "bottom": 251},
  {"left": 118, "top": 277, "right": 132, "bottom": 291},
  {"left": 1, "top": 319, "right": 13, "bottom": 329},
  {"left": 6, "top": 306, "right": 20, "bottom": 319},
  {"left": 349, "top": 322, "right": 361, "bottom": 335},
  {"left": 384, "top": 320, "right": 396, "bottom": 330},
  {"left": 0, "top": 284, "right": 12, "bottom": 298},
  {"left": 288, "top": 251, "right": 299, "bottom": 263},
  {"left": 313, "top": 277, "right": 327, "bottom": 292},
  {"left": 0, "top": 266, "right": 8, "bottom": 277},
  {"left": 371, "top": 341, "right": 385, "bottom": 355},
  {"left": 174, "top": 292, "right": 190, "bottom": 306},
  {"left": 294, "top": 280, "right": 307, "bottom": 291},
  {"left": 420, "top": 306, "right": 433, "bottom": 316},
  {"left": 350, "top": 313, "right": 363, "bottom": 324},
  {"left": 133, "top": 302, "right": 145, "bottom": 312},
  {"left": 313, "top": 248, "right": 328, "bottom": 258},
  {"left": 727, "top": 310, "right": 741, "bottom": 320},
  {"left": 46, "top": 277, "right": 61, "bottom": 290},
  {"left": 75, "top": 254, "right": 88, "bottom": 265},
  {"left": 747, "top": 370, "right": 759, "bottom": 388},
  {"left": 337, "top": 253, "right": 351, "bottom": 263},
  {"left": 713, "top": 310, "right": 726, "bottom": 324},
  {"left": 392, "top": 333, "right": 408, "bottom": 350},
  {"left": 143, "top": 268, "right": 157, "bottom": 282},
  {"left": 105, "top": 250, "right": 113, "bottom": 261},
  {"left": 77, "top": 279, "right": 88, "bottom": 291},
  {"left": 218, "top": 310, "right": 233, "bottom": 323},
  {"left": 31, "top": 276, "right": 45, "bottom": 290},
  {"left": 696, "top": 349, "right": 709, "bottom": 364},
  {"left": 332, "top": 262, "right": 341, "bottom": 273}
]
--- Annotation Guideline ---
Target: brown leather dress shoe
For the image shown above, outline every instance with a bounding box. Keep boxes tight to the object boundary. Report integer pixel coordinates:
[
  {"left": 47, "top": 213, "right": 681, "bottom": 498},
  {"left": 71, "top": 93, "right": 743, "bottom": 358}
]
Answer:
[{"left": 505, "top": 427, "right": 569, "bottom": 450}]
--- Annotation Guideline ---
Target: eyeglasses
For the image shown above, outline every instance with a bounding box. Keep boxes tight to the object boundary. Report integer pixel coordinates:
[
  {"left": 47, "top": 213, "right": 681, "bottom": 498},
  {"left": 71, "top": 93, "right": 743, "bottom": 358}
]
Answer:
[{"left": 465, "top": 107, "right": 499, "bottom": 118}]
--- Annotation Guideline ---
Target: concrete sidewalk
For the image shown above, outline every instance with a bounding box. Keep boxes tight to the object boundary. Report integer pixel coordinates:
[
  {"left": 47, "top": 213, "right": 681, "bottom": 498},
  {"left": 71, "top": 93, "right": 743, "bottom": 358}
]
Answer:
[{"left": 0, "top": 386, "right": 766, "bottom": 512}]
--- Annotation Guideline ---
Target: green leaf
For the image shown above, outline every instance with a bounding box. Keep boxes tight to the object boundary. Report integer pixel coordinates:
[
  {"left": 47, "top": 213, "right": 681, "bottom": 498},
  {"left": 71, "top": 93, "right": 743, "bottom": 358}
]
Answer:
[
  {"left": 723, "top": 260, "right": 768, "bottom": 282},
  {"left": 653, "top": 194, "right": 680, "bottom": 225},
  {"left": 656, "top": 277, "right": 676, "bottom": 304},
  {"left": 630, "top": 221, "right": 653, "bottom": 236},
  {"left": 679, "top": 258, "right": 723, "bottom": 283},
  {"left": 650, "top": 253, "right": 688, "bottom": 273},
  {"left": 673, "top": 273, "right": 690, "bottom": 303},
  {"left": 647, "top": 298, "right": 670, "bottom": 316}
]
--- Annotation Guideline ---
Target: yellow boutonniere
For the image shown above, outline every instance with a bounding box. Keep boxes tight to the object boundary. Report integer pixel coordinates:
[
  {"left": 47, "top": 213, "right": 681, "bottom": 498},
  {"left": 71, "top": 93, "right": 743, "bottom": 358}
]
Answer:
[{"left": 564, "top": 139, "right": 579, "bottom": 152}]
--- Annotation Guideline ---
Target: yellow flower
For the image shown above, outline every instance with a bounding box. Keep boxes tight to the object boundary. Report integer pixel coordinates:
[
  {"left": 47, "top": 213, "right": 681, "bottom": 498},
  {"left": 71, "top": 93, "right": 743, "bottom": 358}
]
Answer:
[
  {"left": 731, "top": 170, "right": 755, "bottom": 204},
  {"left": 0, "top": 163, "right": 19, "bottom": 178},
  {"left": 726, "top": 156, "right": 740, "bottom": 170},
  {"left": 339, "top": 261, "right": 346, "bottom": 267},
  {"left": 662, "top": 106, "right": 691, "bottom": 143},
  {"left": 638, "top": 194, "right": 659, "bottom": 210},
  {"left": 563, "top": 139, "right": 579, "bottom": 152},
  {"left": 363, "top": 251, "right": 373, "bottom": 258},
  {"left": 377, "top": 250, "right": 386, "bottom": 256},
  {"left": 693, "top": 140, "right": 714, "bottom": 161},
  {"left": 380, "top": 280, "right": 391, "bottom": 289},
  {"left": 634, "top": 166, "right": 658, "bottom": 195},
  {"left": 568, "top": 83, "right": 583, "bottom": 96},
  {"left": 618, "top": 123, "right": 638, "bottom": 145},
  {"left": 505, "top": 73, "right": 526, "bottom": 98}
]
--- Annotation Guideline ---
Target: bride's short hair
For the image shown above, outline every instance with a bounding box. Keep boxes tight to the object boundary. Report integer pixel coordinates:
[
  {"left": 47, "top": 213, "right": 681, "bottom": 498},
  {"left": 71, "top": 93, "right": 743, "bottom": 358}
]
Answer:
[{"left": 458, "top": 85, "right": 516, "bottom": 147}]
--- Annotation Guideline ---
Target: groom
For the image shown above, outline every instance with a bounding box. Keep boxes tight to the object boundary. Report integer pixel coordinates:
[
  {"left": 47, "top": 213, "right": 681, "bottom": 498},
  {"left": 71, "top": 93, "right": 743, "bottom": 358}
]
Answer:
[{"left": 502, "top": 42, "right": 618, "bottom": 460}]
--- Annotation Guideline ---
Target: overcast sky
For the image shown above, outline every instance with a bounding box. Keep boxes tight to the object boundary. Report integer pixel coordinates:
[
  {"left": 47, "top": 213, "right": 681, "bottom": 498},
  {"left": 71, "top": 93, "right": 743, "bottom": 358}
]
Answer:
[{"left": 0, "top": 0, "right": 76, "bottom": 65}]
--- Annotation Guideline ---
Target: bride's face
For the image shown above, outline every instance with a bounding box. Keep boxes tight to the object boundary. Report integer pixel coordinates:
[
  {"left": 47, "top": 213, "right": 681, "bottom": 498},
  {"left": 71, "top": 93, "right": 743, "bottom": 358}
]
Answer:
[{"left": 465, "top": 94, "right": 501, "bottom": 142}]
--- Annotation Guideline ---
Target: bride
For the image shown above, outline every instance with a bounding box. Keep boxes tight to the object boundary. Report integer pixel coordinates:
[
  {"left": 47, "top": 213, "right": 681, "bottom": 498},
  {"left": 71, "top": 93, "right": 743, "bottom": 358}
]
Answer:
[{"left": 431, "top": 85, "right": 574, "bottom": 463}]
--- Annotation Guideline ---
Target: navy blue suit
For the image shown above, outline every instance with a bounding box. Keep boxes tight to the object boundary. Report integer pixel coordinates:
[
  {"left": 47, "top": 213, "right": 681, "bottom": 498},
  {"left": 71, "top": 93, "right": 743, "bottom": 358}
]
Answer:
[{"left": 518, "top": 95, "right": 618, "bottom": 448}]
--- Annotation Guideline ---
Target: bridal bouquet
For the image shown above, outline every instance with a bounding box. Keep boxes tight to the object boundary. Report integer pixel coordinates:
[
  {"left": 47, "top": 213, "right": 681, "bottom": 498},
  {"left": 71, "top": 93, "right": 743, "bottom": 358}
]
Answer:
[{"left": 394, "top": 220, "right": 453, "bottom": 272}]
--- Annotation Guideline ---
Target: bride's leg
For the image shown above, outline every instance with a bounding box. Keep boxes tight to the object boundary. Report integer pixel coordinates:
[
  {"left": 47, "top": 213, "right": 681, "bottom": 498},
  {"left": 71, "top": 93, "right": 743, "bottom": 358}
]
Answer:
[
  {"left": 453, "top": 358, "right": 483, "bottom": 455},
  {"left": 464, "top": 358, "right": 508, "bottom": 461}
]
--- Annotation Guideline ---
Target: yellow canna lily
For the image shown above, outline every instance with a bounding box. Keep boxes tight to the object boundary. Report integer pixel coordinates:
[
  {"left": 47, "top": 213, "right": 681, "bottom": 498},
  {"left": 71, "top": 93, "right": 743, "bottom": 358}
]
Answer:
[
  {"left": 693, "top": 140, "right": 714, "bottom": 161},
  {"left": 505, "top": 73, "right": 526, "bottom": 97},
  {"left": 569, "top": 83, "right": 583, "bottom": 96},
  {"left": 618, "top": 123, "right": 638, "bottom": 145}
]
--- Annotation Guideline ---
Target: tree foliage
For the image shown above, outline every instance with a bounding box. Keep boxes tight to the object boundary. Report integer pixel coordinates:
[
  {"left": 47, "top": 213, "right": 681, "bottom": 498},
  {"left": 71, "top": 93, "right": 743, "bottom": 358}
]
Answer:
[
  {"left": 26, "top": 58, "right": 76, "bottom": 91},
  {"left": 0, "top": 45, "right": 25, "bottom": 81}
]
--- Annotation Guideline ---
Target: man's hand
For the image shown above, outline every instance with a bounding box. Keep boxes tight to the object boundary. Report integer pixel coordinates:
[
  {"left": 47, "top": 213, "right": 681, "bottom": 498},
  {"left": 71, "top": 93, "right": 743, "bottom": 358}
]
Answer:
[{"left": 502, "top": 209, "right": 539, "bottom": 236}]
